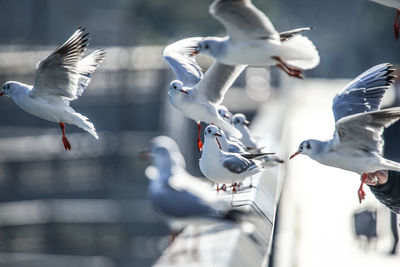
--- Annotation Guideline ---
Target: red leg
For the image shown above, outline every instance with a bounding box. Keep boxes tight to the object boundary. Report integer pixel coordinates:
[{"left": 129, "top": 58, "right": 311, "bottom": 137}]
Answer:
[
  {"left": 395, "top": 9, "right": 400, "bottom": 40},
  {"left": 272, "top": 56, "right": 304, "bottom": 79},
  {"left": 358, "top": 173, "right": 367, "bottom": 204},
  {"left": 197, "top": 122, "right": 203, "bottom": 152},
  {"left": 216, "top": 183, "right": 220, "bottom": 192},
  {"left": 59, "top": 122, "right": 71, "bottom": 151}
]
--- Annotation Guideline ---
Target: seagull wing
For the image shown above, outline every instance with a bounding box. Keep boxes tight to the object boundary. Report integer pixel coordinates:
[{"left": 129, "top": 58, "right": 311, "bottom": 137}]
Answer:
[
  {"left": 334, "top": 107, "right": 400, "bottom": 154},
  {"left": 222, "top": 154, "right": 257, "bottom": 174},
  {"left": 279, "top": 27, "right": 314, "bottom": 42},
  {"left": 210, "top": 0, "right": 280, "bottom": 42},
  {"left": 332, "top": 63, "right": 395, "bottom": 122},
  {"left": 195, "top": 62, "right": 246, "bottom": 104},
  {"left": 163, "top": 37, "right": 204, "bottom": 87},
  {"left": 30, "top": 28, "right": 104, "bottom": 101}
]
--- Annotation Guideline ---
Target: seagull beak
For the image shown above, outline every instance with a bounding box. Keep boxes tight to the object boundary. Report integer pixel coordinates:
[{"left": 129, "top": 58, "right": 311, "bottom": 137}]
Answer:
[
  {"left": 190, "top": 49, "right": 199, "bottom": 56},
  {"left": 180, "top": 89, "right": 188, "bottom": 94},
  {"left": 138, "top": 149, "right": 151, "bottom": 162},
  {"left": 214, "top": 132, "right": 222, "bottom": 137},
  {"left": 223, "top": 114, "right": 230, "bottom": 119},
  {"left": 0, "top": 91, "right": 3, "bottom": 96},
  {"left": 244, "top": 120, "right": 250, "bottom": 126},
  {"left": 289, "top": 151, "right": 300, "bottom": 160}
]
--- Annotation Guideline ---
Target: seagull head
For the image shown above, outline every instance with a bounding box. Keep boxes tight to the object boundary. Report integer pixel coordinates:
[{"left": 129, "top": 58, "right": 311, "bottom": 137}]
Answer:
[
  {"left": 217, "top": 105, "right": 231, "bottom": 122},
  {"left": 0, "top": 81, "right": 24, "bottom": 96},
  {"left": 232, "top": 113, "right": 250, "bottom": 128},
  {"left": 290, "top": 139, "right": 321, "bottom": 159},
  {"left": 204, "top": 125, "right": 222, "bottom": 140},
  {"left": 169, "top": 80, "right": 188, "bottom": 94},
  {"left": 195, "top": 37, "right": 225, "bottom": 58}
]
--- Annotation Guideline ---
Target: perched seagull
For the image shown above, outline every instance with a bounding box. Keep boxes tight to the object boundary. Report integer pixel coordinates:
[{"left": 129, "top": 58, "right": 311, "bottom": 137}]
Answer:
[
  {"left": 231, "top": 113, "right": 284, "bottom": 165},
  {"left": 193, "top": 0, "right": 320, "bottom": 79},
  {"left": 216, "top": 105, "right": 248, "bottom": 153},
  {"left": 164, "top": 37, "right": 245, "bottom": 151},
  {"left": 145, "top": 136, "right": 242, "bottom": 239},
  {"left": 199, "top": 125, "right": 270, "bottom": 191},
  {"left": 0, "top": 28, "right": 105, "bottom": 151},
  {"left": 232, "top": 113, "right": 257, "bottom": 149},
  {"left": 289, "top": 63, "right": 399, "bottom": 203},
  {"left": 370, "top": 0, "right": 400, "bottom": 39}
]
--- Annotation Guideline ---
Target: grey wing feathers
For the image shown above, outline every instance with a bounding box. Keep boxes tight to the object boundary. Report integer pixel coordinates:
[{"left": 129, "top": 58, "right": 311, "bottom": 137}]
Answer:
[
  {"left": 196, "top": 62, "right": 246, "bottom": 104},
  {"left": 332, "top": 63, "right": 395, "bottom": 122},
  {"left": 335, "top": 107, "right": 400, "bottom": 154},
  {"left": 163, "top": 37, "right": 204, "bottom": 87},
  {"left": 279, "top": 27, "right": 314, "bottom": 41},
  {"left": 32, "top": 28, "right": 94, "bottom": 100},
  {"left": 222, "top": 154, "right": 256, "bottom": 174},
  {"left": 210, "top": 0, "right": 279, "bottom": 41}
]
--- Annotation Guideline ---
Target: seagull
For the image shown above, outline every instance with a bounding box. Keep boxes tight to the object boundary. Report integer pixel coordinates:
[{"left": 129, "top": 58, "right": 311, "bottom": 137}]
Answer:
[
  {"left": 145, "top": 136, "right": 242, "bottom": 240},
  {"left": 370, "top": 0, "right": 400, "bottom": 39},
  {"left": 192, "top": 0, "right": 320, "bottom": 79},
  {"left": 289, "top": 63, "right": 399, "bottom": 203},
  {"left": 0, "top": 28, "right": 105, "bottom": 151},
  {"left": 164, "top": 37, "right": 245, "bottom": 151},
  {"left": 216, "top": 105, "right": 248, "bottom": 153},
  {"left": 199, "top": 125, "right": 270, "bottom": 191},
  {"left": 232, "top": 113, "right": 257, "bottom": 149}
]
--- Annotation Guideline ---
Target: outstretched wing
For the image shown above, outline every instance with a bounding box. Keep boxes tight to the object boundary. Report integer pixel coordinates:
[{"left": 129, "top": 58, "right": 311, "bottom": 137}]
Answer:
[
  {"left": 163, "top": 37, "right": 204, "bottom": 87},
  {"left": 195, "top": 62, "right": 246, "bottom": 105},
  {"left": 31, "top": 28, "right": 104, "bottom": 101},
  {"left": 334, "top": 107, "right": 400, "bottom": 154},
  {"left": 210, "top": 0, "right": 280, "bottom": 42},
  {"left": 332, "top": 63, "right": 395, "bottom": 122}
]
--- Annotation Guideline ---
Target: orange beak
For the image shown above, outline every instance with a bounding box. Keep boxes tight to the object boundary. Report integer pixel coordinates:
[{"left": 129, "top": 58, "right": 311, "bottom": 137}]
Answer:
[
  {"left": 180, "top": 89, "right": 188, "bottom": 94},
  {"left": 289, "top": 151, "right": 300, "bottom": 159},
  {"left": 190, "top": 50, "right": 199, "bottom": 56},
  {"left": 244, "top": 120, "right": 250, "bottom": 126}
]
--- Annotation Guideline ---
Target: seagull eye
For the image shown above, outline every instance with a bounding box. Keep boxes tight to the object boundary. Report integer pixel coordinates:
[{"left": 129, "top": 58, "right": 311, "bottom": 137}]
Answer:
[
  {"left": 205, "top": 44, "right": 209, "bottom": 49},
  {"left": 173, "top": 85, "right": 177, "bottom": 89},
  {"left": 236, "top": 119, "right": 240, "bottom": 123},
  {"left": 208, "top": 129, "right": 211, "bottom": 133}
]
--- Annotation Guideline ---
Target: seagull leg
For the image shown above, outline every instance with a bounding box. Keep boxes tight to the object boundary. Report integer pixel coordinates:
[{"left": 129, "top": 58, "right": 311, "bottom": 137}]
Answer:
[
  {"left": 196, "top": 122, "right": 203, "bottom": 152},
  {"left": 222, "top": 184, "right": 227, "bottom": 191},
  {"left": 394, "top": 9, "right": 400, "bottom": 40},
  {"left": 232, "top": 183, "right": 237, "bottom": 193},
  {"left": 59, "top": 122, "right": 71, "bottom": 151},
  {"left": 358, "top": 173, "right": 367, "bottom": 204},
  {"left": 272, "top": 56, "right": 304, "bottom": 79}
]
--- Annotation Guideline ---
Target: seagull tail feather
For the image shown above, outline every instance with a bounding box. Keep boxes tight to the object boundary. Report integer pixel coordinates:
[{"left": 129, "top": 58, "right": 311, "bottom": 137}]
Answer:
[{"left": 279, "top": 35, "right": 320, "bottom": 70}]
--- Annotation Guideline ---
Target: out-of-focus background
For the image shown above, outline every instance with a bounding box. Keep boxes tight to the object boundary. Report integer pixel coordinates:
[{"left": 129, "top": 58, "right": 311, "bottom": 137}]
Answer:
[{"left": 0, "top": 0, "right": 399, "bottom": 267}]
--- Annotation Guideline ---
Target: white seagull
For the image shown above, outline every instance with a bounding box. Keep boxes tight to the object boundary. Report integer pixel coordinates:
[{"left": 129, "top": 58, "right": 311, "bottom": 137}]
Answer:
[
  {"left": 370, "top": 0, "right": 400, "bottom": 39},
  {"left": 192, "top": 0, "right": 320, "bottom": 79},
  {"left": 164, "top": 37, "right": 245, "bottom": 151},
  {"left": 199, "top": 125, "right": 269, "bottom": 191},
  {"left": 289, "top": 63, "right": 399, "bottom": 203},
  {"left": 232, "top": 113, "right": 257, "bottom": 149},
  {"left": 145, "top": 136, "right": 241, "bottom": 239},
  {"left": 0, "top": 28, "right": 105, "bottom": 151}
]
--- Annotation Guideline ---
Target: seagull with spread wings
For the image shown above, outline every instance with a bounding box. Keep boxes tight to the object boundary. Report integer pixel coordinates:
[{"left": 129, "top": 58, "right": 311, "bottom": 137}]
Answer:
[
  {"left": 289, "top": 63, "right": 399, "bottom": 203},
  {"left": 164, "top": 37, "right": 245, "bottom": 151},
  {"left": 192, "top": 0, "right": 320, "bottom": 79},
  {"left": 0, "top": 28, "right": 105, "bottom": 151}
]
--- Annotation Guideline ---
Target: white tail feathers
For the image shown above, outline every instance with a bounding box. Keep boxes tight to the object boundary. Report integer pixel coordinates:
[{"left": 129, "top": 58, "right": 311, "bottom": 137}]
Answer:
[
  {"left": 280, "top": 35, "right": 320, "bottom": 70},
  {"left": 73, "top": 112, "right": 99, "bottom": 139}
]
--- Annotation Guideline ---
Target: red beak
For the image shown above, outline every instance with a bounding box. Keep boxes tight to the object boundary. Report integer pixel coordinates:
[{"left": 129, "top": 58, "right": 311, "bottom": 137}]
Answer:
[
  {"left": 190, "top": 50, "right": 199, "bottom": 56},
  {"left": 180, "top": 89, "right": 188, "bottom": 94},
  {"left": 223, "top": 114, "right": 230, "bottom": 119},
  {"left": 244, "top": 120, "right": 250, "bottom": 126},
  {"left": 0, "top": 91, "right": 3, "bottom": 96},
  {"left": 138, "top": 149, "right": 151, "bottom": 161},
  {"left": 214, "top": 133, "right": 222, "bottom": 137},
  {"left": 289, "top": 151, "right": 300, "bottom": 160}
]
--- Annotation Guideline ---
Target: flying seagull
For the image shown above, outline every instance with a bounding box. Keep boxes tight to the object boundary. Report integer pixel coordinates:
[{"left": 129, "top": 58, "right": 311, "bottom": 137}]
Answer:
[
  {"left": 1, "top": 28, "right": 105, "bottom": 151},
  {"left": 290, "top": 63, "right": 399, "bottom": 203},
  {"left": 192, "top": 0, "right": 320, "bottom": 79}
]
